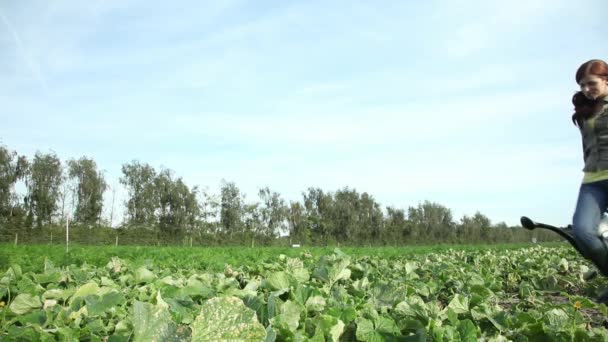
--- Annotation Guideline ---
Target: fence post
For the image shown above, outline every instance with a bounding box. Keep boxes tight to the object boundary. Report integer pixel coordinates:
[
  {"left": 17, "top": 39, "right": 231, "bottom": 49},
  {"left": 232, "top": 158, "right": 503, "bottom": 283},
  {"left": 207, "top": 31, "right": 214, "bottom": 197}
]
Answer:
[
  {"left": 115, "top": 235, "right": 118, "bottom": 247},
  {"left": 14, "top": 233, "right": 18, "bottom": 246},
  {"left": 50, "top": 232, "right": 53, "bottom": 245}
]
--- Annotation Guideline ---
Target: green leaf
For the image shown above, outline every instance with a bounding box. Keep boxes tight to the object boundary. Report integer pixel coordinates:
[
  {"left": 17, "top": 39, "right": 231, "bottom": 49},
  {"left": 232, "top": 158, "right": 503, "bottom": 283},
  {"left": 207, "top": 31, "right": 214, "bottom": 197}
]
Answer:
[
  {"left": 313, "top": 315, "right": 345, "bottom": 342},
  {"left": 447, "top": 294, "right": 469, "bottom": 314},
  {"left": 395, "top": 296, "right": 428, "bottom": 320},
  {"left": 86, "top": 291, "right": 126, "bottom": 317},
  {"left": 446, "top": 308, "right": 458, "bottom": 325},
  {"left": 371, "top": 282, "right": 406, "bottom": 309},
  {"left": 106, "top": 257, "right": 125, "bottom": 273},
  {"left": 329, "top": 259, "right": 351, "bottom": 283},
  {"left": 132, "top": 300, "right": 178, "bottom": 342},
  {"left": 558, "top": 258, "right": 568, "bottom": 272},
  {"left": 241, "top": 295, "right": 268, "bottom": 325},
  {"left": 71, "top": 282, "right": 100, "bottom": 304},
  {"left": 267, "top": 290, "right": 287, "bottom": 319},
  {"left": 14, "top": 309, "right": 46, "bottom": 325},
  {"left": 291, "top": 268, "right": 310, "bottom": 283},
  {"left": 305, "top": 295, "right": 326, "bottom": 312},
  {"left": 356, "top": 317, "right": 383, "bottom": 342},
  {"left": 397, "top": 318, "right": 425, "bottom": 335},
  {"left": 57, "top": 327, "right": 79, "bottom": 341},
  {"left": 542, "top": 308, "right": 569, "bottom": 333},
  {"left": 266, "top": 271, "right": 294, "bottom": 291},
  {"left": 328, "top": 306, "right": 357, "bottom": 324},
  {"left": 270, "top": 300, "right": 303, "bottom": 333},
  {"left": 9, "top": 264, "right": 23, "bottom": 280},
  {"left": 43, "top": 288, "right": 73, "bottom": 301},
  {"left": 191, "top": 296, "right": 266, "bottom": 341},
  {"left": 293, "top": 285, "right": 314, "bottom": 305},
  {"left": 313, "top": 258, "right": 351, "bottom": 286},
  {"left": 33, "top": 272, "right": 62, "bottom": 284},
  {"left": 355, "top": 316, "right": 399, "bottom": 342},
  {"left": 375, "top": 316, "right": 400, "bottom": 335},
  {"left": 405, "top": 262, "right": 419, "bottom": 279},
  {"left": 5, "top": 326, "right": 39, "bottom": 341},
  {"left": 457, "top": 319, "right": 478, "bottom": 342},
  {"left": 9, "top": 293, "right": 42, "bottom": 315},
  {"left": 264, "top": 326, "right": 277, "bottom": 342},
  {"left": 356, "top": 317, "right": 379, "bottom": 342},
  {"left": 135, "top": 267, "right": 156, "bottom": 284}
]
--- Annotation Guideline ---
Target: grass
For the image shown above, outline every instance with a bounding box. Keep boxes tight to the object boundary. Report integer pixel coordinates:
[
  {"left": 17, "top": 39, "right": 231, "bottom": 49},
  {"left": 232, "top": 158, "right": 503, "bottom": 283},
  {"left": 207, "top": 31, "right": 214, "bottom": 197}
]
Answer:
[{"left": 0, "top": 241, "right": 567, "bottom": 274}]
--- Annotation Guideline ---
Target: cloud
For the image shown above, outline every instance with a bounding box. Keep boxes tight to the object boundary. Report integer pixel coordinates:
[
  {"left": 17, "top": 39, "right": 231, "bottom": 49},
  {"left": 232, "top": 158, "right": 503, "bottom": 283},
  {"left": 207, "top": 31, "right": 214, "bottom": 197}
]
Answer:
[
  {"left": 438, "top": 0, "right": 571, "bottom": 58},
  {"left": 0, "top": 10, "right": 47, "bottom": 91}
]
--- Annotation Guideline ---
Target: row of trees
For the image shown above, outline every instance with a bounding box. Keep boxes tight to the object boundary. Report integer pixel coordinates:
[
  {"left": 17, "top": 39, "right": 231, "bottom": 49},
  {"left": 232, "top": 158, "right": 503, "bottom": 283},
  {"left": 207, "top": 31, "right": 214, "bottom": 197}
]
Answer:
[
  {"left": 0, "top": 144, "right": 558, "bottom": 246},
  {"left": 1, "top": 147, "right": 106, "bottom": 229}
]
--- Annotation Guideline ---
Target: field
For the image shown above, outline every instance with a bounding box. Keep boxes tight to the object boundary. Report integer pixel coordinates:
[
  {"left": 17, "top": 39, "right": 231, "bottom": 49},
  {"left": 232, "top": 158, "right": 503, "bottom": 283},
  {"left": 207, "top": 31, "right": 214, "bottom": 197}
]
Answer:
[{"left": 1, "top": 243, "right": 608, "bottom": 341}]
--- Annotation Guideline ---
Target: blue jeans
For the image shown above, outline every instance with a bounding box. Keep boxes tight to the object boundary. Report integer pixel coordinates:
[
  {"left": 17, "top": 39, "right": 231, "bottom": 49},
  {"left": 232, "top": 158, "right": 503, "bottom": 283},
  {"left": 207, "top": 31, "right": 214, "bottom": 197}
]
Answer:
[{"left": 573, "top": 180, "right": 608, "bottom": 275}]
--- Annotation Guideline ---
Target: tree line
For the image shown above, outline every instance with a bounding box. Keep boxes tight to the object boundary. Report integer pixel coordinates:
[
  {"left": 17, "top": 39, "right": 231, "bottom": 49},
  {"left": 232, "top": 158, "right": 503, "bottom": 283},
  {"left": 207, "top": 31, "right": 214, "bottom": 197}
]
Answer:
[{"left": 0, "top": 144, "right": 559, "bottom": 246}]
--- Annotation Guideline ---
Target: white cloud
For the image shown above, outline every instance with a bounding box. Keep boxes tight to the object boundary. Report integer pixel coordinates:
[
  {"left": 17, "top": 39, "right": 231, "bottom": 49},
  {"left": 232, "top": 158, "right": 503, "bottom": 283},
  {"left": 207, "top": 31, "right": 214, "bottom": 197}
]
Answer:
[
  {"left": 438, "top": 0, "right": 571, "bottom": 58},
  {"left": 0, "top": 10, "right": 47, "bottom": 91}
]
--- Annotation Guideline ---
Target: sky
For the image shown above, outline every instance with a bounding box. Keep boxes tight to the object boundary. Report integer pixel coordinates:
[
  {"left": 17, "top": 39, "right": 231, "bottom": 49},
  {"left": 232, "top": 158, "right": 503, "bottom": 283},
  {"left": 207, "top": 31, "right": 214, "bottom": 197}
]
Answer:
[{"left": 0, "top": 0, "right": 606, "bottom": 227}]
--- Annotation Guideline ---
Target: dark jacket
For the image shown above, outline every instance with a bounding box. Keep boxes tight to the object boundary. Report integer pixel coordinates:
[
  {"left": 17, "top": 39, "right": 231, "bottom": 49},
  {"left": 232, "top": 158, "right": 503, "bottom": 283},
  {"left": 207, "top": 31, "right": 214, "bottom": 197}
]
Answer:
[{"left": 581, "top": 97, "right": 608, "bottom": 172}]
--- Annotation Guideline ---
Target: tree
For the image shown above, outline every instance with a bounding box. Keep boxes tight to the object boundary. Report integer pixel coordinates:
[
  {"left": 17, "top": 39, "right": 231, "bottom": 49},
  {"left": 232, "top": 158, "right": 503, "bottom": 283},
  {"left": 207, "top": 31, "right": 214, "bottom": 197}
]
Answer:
[
  {"left": 155, "top": 169, "right": 174, "bottom": 232},
  {"left": 333, "top": 188, "right": 359, "bottom": 243},
  {"left": 220, "top": 180, "right": 244, "bottom": 236},
  {"left": 120, "top": 161, "right": 157, "bottom": 227},
  {"left": 199, "top": 187, "right": 220, "bottom": 234},
  {"left": 154, "top": 168, "right": 200, "bottom": 234},
  {"left": 385, "top": 206, "right": 409, "bottom": 243},
  {"left": 330, "top": 188, "right": 384, "bottom": 244},
  {"left": 243, "top": 202, "right": 261, "bottom": 246},
  {"left": 25, "top": 151, "right": 63, "bottom": 227},
  {"left": 459, "top": 212, "right": 492, "bottom": 242},
  {"left": 174, "top": 179, "right": 201, "bottom": 235},
  {"left": 288, "top": 201, "right": 306, "bottom": 244},
  {"left": 302, "top": 187, "right": 334, "bottom": 245},
  {"left": 0, "top": 146, "right": 28, "bottom": 224},
  {"left": 358, "top": 192, "right": 384, "bottom": 243},
  {"left": 67, "top": 157, "right": 107, "bottom": 225},
  {"left": 407, "top": 201, "right": 455, "bottom": 242},
  {"left": 258, "top": 187, "right": 288, "bottom": 237}
]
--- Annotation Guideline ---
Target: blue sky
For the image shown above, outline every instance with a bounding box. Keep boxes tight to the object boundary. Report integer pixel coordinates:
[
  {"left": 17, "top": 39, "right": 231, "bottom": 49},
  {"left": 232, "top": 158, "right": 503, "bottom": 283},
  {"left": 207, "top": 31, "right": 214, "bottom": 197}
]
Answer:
[{"left": 1, "top": 0, "right": 606, "bottom": 227}]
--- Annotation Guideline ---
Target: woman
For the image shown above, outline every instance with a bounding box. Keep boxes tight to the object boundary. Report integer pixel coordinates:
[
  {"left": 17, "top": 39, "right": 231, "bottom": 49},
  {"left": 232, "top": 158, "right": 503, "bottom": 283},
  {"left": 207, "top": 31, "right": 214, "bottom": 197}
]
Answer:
[{"left": 571, "top": 59, "right": 608, "bottom": 297}]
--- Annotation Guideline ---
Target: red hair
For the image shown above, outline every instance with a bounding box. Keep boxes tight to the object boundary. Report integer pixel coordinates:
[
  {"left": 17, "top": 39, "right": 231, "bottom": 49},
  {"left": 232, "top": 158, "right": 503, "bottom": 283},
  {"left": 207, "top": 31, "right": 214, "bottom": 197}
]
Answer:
[{"left": 572, "top": 59, "right": 608, "bottom": 126}]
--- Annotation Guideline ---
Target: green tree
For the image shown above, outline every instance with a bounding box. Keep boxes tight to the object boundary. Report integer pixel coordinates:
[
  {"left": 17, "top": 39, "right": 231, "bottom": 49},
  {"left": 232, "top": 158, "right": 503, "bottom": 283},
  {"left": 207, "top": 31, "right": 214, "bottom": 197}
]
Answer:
[
  {"left": 25, "top": 152, "right": 63, "bottom": 227},
  {"left": 331, "top": 188, "right": 384, "bottom": 244},
  {"left": 220, "top": 180, "right": 244, "bottom": 236},
  {"left": 384, "top": 206, "right": 409, "bottom": 243},
  {"left": 258, "top": 187, "right": 288, "bottom": 237},
  {"left": 358, "top": 192, "right": 384, "bottom": 243},
  {"left": 175, "top": 179, "right": 201, "bottom": 235},
  {"left": 243, "top": 202, "right": 261, "bottom": 246},
  {"left": 154, "top": 168, "right": 200, "bottom": 235},
  {"left": 302, "top": 187, "right": 334, "bottom": 245},
  {"left": 288, "top": 201, "right": 307, "bottom": 244},
  {"left": 120, "top": 161, "right": 157, "bottom": 227},
  {"left": 0, "top": 146, "right": 28, "bottom": 225},
  {"left": 333, "top": 188, "right": 359, "bottom": 243},
  {"left": 67, "top": 157, "right": 107, "bottom": 225},
  {"left": 459, "top": 211, "right": 492, "bottom": 242},
  {"left": 407, "top": 201, "right": 455, "bottom": 242},
  {"left": 199, "top": 187, "right": 220, "bottom": 234}
]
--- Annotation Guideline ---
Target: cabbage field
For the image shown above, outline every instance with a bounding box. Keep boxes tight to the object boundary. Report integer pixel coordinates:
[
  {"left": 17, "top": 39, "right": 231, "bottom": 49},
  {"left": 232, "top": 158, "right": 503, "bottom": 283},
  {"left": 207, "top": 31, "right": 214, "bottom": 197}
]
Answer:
[{"left": 1, "top": 244, "right": 608, "bottom": 341}]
